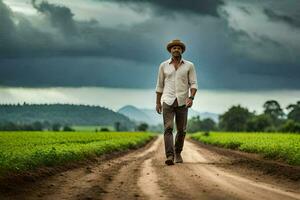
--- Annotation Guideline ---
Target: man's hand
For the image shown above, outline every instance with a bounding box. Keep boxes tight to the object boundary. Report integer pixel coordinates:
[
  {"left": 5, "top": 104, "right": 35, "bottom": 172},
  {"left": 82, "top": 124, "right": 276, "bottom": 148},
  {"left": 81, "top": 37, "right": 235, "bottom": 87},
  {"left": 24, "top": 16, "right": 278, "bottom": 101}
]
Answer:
[
  {"left": 185, "top": 98, "right": 193, "bottom": 108},
  {"left": 156, "top": 103, "right": 162, "bottom": 114}
]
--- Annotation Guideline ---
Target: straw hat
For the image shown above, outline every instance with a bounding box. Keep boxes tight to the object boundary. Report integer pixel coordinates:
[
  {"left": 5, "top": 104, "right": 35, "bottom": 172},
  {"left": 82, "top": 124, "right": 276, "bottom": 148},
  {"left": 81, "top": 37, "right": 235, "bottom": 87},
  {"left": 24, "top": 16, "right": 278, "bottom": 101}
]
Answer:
[{"left": 166, "top": 39, "right": 186, "bottom": 53}]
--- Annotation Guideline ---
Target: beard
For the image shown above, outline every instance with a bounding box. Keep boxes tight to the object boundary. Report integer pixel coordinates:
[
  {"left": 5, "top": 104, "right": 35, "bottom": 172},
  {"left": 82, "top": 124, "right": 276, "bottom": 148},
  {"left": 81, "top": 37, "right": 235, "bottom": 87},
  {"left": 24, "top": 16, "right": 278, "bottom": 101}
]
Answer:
[{"left": 172, "top": 51, "right": 181, "bottom": 55}]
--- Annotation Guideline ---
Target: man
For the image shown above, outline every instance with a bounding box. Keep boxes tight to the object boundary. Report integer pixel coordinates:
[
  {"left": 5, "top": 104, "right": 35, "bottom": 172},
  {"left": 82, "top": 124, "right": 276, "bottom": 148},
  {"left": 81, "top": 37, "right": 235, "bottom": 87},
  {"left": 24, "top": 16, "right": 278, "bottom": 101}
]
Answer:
[{"left": 155, "top": 39, "right": 198, "bottom": 165}]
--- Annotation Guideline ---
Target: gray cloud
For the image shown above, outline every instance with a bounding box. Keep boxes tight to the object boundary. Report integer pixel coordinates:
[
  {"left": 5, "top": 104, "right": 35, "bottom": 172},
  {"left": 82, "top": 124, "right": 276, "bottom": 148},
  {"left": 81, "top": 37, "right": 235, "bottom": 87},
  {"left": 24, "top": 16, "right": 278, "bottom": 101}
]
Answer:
[
  {"left": 238, "top": 6, "right": 251, "bottom": 15},
  {"left": 264, "top": 8, "right": 300, "bottom": 28},
  {"left": 221, "top": 0, "right": 300, "bottom": 64},
  {"left": 0, "top": 0, "right": 161, "bottom": 62},
  {"left": 0, "top": 0, "right": 300, "bottom": 91},
  {"left": 32, "top": 0, "right": 77, "bottom": 35},
  {"left": 95, "top": 0, "right": 225, "bottom": 18},
  {"left": 0, "top": 57, "right": 156, "bottom": 88},
  {"left": 0, "top": 0, "right": 16, "bottom": 53}
]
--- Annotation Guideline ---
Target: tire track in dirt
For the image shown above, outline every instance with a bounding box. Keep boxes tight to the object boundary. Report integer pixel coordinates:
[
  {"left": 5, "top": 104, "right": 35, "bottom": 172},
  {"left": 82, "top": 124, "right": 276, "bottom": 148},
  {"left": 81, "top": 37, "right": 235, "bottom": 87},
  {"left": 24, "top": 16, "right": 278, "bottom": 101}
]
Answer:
[
  {"left": 0, "top": 136, "right": 161, "bottom": 200},
  {"left": 100, "top": 136, "right": 163, "bottom": 200},
  {"left": 151, "top": 136, "right": 300, "bottom": 200}
]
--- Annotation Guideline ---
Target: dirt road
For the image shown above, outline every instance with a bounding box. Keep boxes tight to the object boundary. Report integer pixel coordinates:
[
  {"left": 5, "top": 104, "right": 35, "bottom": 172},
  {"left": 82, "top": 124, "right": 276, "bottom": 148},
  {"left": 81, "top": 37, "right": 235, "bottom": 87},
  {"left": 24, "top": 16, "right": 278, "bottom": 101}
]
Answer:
[{"left": 1, "top": 135, "right": 300, "bottom": 200}]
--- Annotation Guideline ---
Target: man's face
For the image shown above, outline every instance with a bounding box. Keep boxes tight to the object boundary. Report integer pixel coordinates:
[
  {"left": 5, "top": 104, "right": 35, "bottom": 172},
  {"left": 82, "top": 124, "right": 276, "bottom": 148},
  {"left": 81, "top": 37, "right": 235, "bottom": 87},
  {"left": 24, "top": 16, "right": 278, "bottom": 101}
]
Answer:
[{"left": 170, "top": 45, "right": 183, "bottom": 57}]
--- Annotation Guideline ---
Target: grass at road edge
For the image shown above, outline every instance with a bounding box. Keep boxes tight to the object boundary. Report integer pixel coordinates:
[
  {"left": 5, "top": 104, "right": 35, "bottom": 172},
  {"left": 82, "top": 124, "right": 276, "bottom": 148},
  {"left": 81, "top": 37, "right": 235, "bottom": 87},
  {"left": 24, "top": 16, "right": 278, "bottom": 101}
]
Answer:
[
  {"left": 189, "top": 132, "right": 300, "bottom": 166},
  {"left": 0, "top": 131, "right": 157, "bottom": 177}
]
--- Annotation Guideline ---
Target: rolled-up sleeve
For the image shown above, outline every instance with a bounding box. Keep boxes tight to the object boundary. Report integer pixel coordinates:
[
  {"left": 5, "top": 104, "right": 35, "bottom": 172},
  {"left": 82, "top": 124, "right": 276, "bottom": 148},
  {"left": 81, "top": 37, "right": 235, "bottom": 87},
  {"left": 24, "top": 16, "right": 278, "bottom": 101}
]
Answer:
[
  {"left": 155, "top": 64, "right": 164, "bottom": 93},
  {"left": 188, "top": 64, "right": 198, "bottom": 89}
]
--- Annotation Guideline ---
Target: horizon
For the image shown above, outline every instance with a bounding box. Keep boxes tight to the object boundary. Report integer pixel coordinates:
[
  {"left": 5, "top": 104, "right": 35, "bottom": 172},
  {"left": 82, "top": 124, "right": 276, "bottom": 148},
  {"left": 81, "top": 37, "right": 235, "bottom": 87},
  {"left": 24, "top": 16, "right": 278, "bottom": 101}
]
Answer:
[{"left": 1, "top": 86, "right": 299, "bottom": 115}]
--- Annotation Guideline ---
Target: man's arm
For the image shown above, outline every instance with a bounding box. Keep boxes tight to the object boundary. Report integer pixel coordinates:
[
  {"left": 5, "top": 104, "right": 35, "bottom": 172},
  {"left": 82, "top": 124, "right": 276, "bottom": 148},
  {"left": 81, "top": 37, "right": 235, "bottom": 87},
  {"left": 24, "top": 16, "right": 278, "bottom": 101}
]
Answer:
[
  {"left": 155, "top": 64, "right": 164, "bottom": 94},
  {"left": 188, "top": 63, "right": 198, "bottom": 98},
  {"left": 188, "top": 64, "right": 198, "bottom": 91},
  {"left": 156, "top": 92, "right": 163, "bottom": 104},
  {"left": 190, "top": 88, "right": 197, "bottom": 97},
  {"left": 155, "top": 64, "right": 164, "bottom": 114}
]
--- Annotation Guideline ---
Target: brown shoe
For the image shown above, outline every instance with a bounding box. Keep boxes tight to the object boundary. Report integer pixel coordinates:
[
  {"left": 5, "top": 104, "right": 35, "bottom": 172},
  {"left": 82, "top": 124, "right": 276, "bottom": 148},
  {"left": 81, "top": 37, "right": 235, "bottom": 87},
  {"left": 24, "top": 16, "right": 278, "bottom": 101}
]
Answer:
[
  {"left": 175, "top": 153, "right": 183, "bottom": 163},
  {"left": 165, "top": 155, "right": 174, "bottom": 165}
]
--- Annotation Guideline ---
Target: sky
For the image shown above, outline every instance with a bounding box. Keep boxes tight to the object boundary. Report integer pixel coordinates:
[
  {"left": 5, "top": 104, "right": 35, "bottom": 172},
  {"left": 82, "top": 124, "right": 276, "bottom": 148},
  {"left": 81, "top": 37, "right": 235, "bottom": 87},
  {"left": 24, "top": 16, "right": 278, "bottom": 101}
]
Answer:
[{"left": 0, "top": 0, "right": 299, "bottom": 114}]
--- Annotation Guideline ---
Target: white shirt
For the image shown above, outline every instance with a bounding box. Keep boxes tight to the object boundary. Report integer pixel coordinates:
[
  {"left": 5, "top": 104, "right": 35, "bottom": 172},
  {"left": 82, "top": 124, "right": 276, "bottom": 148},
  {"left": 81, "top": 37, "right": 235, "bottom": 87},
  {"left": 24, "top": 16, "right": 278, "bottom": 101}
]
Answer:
[{"left": 155, "top": 57, "right": 198, "bottom": 106}]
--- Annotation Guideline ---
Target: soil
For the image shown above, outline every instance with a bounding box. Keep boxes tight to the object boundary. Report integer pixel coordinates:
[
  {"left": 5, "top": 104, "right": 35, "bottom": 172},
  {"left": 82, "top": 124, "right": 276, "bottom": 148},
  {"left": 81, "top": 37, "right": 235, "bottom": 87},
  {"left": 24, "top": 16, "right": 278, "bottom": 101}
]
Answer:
[{"left": 0, "top": 135, "right": 299, "bottom": 200}]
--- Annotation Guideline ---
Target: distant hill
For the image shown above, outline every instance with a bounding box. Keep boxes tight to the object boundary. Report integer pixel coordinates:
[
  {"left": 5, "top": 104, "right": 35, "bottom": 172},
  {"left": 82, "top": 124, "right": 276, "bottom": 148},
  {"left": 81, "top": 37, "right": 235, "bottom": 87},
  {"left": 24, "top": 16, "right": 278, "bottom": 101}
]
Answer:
[
  {"left": 188, "top": 109, "right": 219, "bottom": 122},
  {"left": 140, "top": 108, "right": 163, "bottom": 125},
  {"left": 118, "top": 105, "right": 154, "bottom": 124},
  {"left": 0, "top": 103, "right": 135, "bottom": 128},
  {"left": 118, "top": 105, "right": 219, "bottom": 125}
]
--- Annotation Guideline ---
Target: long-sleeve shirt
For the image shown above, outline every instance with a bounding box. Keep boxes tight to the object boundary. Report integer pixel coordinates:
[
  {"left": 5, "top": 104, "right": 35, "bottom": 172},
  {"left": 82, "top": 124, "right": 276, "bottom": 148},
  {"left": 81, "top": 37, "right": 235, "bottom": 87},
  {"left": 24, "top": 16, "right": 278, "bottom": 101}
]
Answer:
[{"left": 155, "top": 57, "right": 198, "bottom": 106}]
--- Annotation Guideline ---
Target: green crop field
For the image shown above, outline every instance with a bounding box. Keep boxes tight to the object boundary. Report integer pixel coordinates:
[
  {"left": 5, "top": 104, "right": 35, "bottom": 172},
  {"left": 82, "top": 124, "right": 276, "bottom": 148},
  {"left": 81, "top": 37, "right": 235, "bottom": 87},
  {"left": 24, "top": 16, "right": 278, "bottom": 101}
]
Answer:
[
  {"left": 0, "top": 131, "right": 155, "bottom": 176},
  {"left": 190, "top": 132, "right": 300, "bottom": 166}
]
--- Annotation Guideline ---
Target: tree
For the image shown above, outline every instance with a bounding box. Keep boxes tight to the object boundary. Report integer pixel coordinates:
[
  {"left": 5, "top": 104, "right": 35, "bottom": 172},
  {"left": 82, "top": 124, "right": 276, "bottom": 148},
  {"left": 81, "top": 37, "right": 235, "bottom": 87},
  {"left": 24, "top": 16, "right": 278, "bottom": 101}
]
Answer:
[
  {"left": 137, "top": 123, "right": 149, "bottom": 131},
  {"left": 201, "top": 118, "right": 216, "bottom": 132},
  {"left": 263, "top": 100, "right": 284, "bottom": 121},
  {"left": 32, "top": 121, "right": 43, "bottom": 131},
  {"left": 63, "top": 125, "right": 75, "bottom": 131},
  {"left": 187, "top": 115, "right": 201, "bottom": 133},
  {"left": 187, "top": 116, "right": 217, "bottom": 133},
  {"left": 52, "top": 123, "right": 61, "bottom": 131},
  {"left": 100, "top": 127, "right": 110, "bottom": 132},
  {"left": 280, "top": 120, "right": 300, "bottom": 133},
  {"left": 286, "top": 101, "right": 300, "bottom": 123},
  {"left": 114, "top": 121, "right": 121, "bottom": 131},
  {"left": 262, "top": 100, "right": 286, "bottom": 130},
  {"left": 246, "top": 114, "right": 272, "bottom": 132},
  {"left": 0, "top": 122, "right": 18, "bottom": 131},
  {"left": 219, "top": 105, "right": 253, "bottom": 131},
  {"left": 42, "top": 120, "right": 52, "bottom": 131}
]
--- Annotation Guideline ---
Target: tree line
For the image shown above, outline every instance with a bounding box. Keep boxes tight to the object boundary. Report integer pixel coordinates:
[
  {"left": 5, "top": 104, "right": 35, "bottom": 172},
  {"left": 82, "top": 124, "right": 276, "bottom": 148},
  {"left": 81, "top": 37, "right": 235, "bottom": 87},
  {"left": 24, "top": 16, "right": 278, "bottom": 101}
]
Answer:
[
  {"left": 0, "top": 121, "right": 75, "bottom": 131},
  {"left": 187, "top": 100, "right": 300, "bottom": 133},
  {"left": 1, "top": 100, "right": 299, "bottom": 133},
  {"left": 0, "top": 103, "right": 135, "bottom": 131},
  {"left": 0, "top": 120, "right": 151, "bottom": 132}
]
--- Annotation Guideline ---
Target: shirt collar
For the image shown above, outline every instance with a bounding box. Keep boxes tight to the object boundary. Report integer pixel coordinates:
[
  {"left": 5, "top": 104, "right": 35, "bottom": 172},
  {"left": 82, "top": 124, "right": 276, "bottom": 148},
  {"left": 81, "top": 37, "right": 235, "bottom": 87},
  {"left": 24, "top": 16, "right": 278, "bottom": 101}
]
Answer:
[{"left": 168, "top": 57, "right": 185, "bottom": 64}]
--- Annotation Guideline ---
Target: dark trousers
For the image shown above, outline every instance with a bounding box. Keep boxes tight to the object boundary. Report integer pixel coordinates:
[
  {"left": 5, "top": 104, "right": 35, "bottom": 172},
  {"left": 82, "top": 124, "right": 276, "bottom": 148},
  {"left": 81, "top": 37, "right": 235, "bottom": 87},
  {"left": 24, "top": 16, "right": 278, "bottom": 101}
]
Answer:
[{"left": 162, "top": 98, "right": 188, "bottom": 158}]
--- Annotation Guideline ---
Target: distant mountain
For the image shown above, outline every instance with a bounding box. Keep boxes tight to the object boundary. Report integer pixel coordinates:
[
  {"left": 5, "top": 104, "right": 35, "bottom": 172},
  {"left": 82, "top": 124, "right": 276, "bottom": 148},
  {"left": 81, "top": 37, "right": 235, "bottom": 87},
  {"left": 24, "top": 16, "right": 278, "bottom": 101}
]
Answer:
[
  {"left": 118, "top": 105, "right": 154, "bottom": 124},
  {"left": 188, "top": 109, "right": 219, "bottom": 122},
  {"left": 118, "top": 105, "right": 219, "bottom": 125},
  {"left": 0, "top": 103, "right": 135, "bottom": 128},
  {"left": 199, "top": 112, "right": 219, "bottom": 122},
  {"left": 140, "top": 108, "right": 163, "bottom": 125}
]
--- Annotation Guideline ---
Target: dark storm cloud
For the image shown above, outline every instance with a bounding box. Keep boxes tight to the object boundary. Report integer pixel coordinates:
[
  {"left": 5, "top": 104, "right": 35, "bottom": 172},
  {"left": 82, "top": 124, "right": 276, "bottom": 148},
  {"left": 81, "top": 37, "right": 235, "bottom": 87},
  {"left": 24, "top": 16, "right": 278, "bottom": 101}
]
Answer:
[
  {"left": 0, "top": 0, "right": 16, "bottom": 53},
  {"left": 0, "top": 0, "right": 160, "bottom": 62},
  {"left": 96, "top": 0, "right": 224, "bottom": 18},
  {"left": 238, "top": 6, "right": 251, "bottom": 15},
  {"left": 0, "top": 0, "right": 56, "bottom": 57},
  {"left": 0, "top": 0, "right": 14, "bottom": 36},
  {"left": 0, "top": 0, "right": 300, "bottom": 90},
  {"left": 0, "top": 0, "right": 164, "bottom": 88},
  {"left": 263, "top": 8, "right": 300, "bottom": 28},
  {"left": 0, "top": 57, "right": 156, "bottom": 88},
  {"left": 0, "top": 0, "right": 59, "bottom": 57},
  {"left": 32, "top": 0, "right": 77, "bottom": 35}
]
